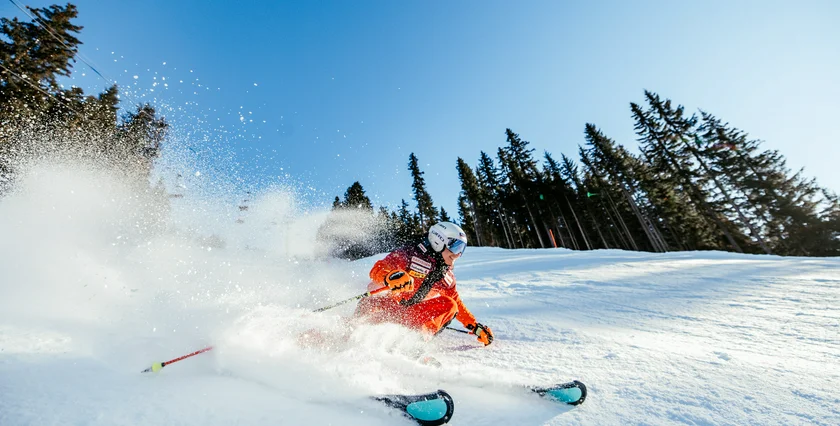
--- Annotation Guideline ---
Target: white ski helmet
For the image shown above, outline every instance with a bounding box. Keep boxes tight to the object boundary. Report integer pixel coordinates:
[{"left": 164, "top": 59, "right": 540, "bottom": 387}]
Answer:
[{"left": 428, "top": 221, "right": 468, "bottom": 255}]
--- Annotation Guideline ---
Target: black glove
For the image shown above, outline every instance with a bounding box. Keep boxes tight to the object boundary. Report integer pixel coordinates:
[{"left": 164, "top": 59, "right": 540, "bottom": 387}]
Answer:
[{"left": 466, "top": 322, "right": 494, "bottom": 346}]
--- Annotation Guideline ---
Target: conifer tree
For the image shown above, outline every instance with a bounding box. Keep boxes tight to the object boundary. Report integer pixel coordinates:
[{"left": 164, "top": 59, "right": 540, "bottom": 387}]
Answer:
[
  {"left": 439, "top": 207, "right": 451, "bottom": 222},
  {"left": 543, "top": 152, "right": 583, "bottom": 249},
  {"left": 496, "top": 147, "right": 530, "bottom": 247},
  {"left": 575, "top": 147, "right": 611, "bottom": 248},
  {"left": 582, "top": 149, "right": 634, "bottom": 249},
  {"left": 115, "top": 104, "right": 167, "bottom": 165},
  {"left": 698, "top": 112, "right": 836, "bottom": 255},
  {"left": 397, "top": 198, "right": 422, "bottom": 242},
  {"left": 645, "top": 93, "right": 767, "bottom": 254},
  {"left": 332, "top": 181, "right": 373, "bottom": 211},
  {"left": 408, "top": 152, "right": 437, "bottom": 230},
  {"left": 559, "top": 154, "right": 593, "bottom": 250},
  {"left": 456, "top": 157, "right": 487, "bottom": 246},
  {"left": 343, "top": 181, "right": 373, "bottom": 210},
  {"left": 583, "top": 123, "right": 668, "bottom": 252},
  {"left": 1, "top": 5, "right": 170, "bottom": 194},
  {"left": 499, "top": 129, "right": 547, "bottom": 248},
  {"left": 476, "top": 151, "right": 514, "bottom": 247},
  {"left": 457, "top": 194, "right": 477, "bottom": 244},
  {"left": 0, "top": 3, "right": 82, "bottom": 119},
  {"left": 632, "top": 92, "right": 743, "bottom": 251}
]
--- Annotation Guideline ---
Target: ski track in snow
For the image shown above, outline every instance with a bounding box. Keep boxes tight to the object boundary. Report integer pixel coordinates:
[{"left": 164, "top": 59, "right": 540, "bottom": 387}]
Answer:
[
  {"left": 0, "top": 168, "right": 838, "bottom": 425},
  {"left": 452, "top": 249, "right": 840, "bottom": 425},
  {"left": 2, "top": 248, "right": 837, "bottom": 425}
]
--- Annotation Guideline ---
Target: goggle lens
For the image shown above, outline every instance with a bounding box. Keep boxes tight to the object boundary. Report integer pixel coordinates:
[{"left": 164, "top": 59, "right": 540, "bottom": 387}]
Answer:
[{"left": 446, "top": 238, "right": 467, "bottom": 255}]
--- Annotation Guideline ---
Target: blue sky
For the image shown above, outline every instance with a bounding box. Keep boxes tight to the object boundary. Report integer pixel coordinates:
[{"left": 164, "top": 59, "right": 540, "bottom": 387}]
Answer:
[{"left": 6, "top": 0, "right": 840, "bottom": 216}]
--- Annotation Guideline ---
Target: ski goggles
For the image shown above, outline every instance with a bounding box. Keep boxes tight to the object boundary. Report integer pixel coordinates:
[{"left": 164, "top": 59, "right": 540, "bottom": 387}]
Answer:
[{"left": 446, "top": 238, "right": 467, "bottom": 256}]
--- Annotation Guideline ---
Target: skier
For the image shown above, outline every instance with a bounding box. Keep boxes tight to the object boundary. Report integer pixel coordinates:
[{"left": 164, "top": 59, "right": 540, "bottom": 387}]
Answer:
[{"left": 354, "top": 221, "right": 494, "bottom": 346}]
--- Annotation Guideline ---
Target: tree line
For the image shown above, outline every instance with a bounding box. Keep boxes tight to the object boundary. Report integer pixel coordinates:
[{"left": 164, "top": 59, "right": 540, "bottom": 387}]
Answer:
[
  {"left": 0, "top": 3, "right": 167, "bottom": 194},
  {"left": 331, "top": 91, "right": 840, "bottom": 258}
]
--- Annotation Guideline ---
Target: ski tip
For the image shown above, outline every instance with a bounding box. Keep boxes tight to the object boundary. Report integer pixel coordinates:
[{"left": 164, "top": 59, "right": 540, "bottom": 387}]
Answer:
[
  {"left": 375, "top": 389, "right": 455, "bottom": 425},
  {"left": 406, "top": 390, "right": 454, "bottom": 426},
  {"left": 569, "top": 380, "right": 587, "bottom": 406},
  {"left": 532, "top": 380, "right": 587, "bottom": 406}
]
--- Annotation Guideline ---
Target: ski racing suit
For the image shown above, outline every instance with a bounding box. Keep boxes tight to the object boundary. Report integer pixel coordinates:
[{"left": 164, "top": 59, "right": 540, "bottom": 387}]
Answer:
[{"left": 355, "top": 238, "right": 476, "bottom": 335}]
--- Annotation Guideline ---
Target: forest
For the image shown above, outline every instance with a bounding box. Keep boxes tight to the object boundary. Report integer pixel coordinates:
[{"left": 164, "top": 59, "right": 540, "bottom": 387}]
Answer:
[{"left": 331, "top": 93, "right": 840, "bottom": 258}]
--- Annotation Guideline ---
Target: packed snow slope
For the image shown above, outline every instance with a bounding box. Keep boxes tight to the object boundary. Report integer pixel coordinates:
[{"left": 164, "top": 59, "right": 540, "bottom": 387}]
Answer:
[{"left": 1, "top": 163, "right": 839, "bottom": 425}]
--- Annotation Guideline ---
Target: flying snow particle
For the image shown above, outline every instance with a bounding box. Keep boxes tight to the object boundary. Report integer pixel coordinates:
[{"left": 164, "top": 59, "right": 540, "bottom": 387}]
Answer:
[
  {"left": 195, "top": 171, "right": 201, "bottom": 177},
  {"left": 133, "top": 75, "right": 138, "bottom": 79}
]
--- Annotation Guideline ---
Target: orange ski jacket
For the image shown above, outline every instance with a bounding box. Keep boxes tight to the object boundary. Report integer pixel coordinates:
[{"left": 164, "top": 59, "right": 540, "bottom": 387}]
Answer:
[{"left": 368, "top": 239, "right": 477, "bottom": 327}]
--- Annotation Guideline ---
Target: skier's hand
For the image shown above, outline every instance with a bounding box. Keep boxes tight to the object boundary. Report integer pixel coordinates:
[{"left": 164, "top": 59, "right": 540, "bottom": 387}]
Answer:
[
  {"left": 467, "top": 322, "right": 494, "bottom": 346},
  {"left": 384, "top": 270, "right": 415, "bottom": 294}
]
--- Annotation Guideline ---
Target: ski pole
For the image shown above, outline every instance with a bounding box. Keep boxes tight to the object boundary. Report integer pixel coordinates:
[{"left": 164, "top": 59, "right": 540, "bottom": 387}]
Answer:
[
  {"left": 141, "top": 346, "right": 214, "bottom": 373},
  {"left": 142, "top": 288, "right": 389, "bottom": 373},
  {"left": 312, "top": 286, "right": 389, "bottom": 312},
  {"left": 445, "top": 326, "right": 471, "bottom": 334}
]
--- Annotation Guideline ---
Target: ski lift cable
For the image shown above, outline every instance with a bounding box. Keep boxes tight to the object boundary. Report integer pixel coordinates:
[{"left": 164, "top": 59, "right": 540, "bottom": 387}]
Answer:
[
  {"left": 8, "top": 0, "right": 114, "bottom": 88},
  {"left": 0, "top": 62, "right": 84, "bottom": 115},
  {"left": 7, "top": 0, "right": 212, "bottom": 164},
  {"left": 8, "top": 0, "right": 252, "bottom": 171},
  {"left": 7, "top": 0, "right": 151, "bottom": 114}
]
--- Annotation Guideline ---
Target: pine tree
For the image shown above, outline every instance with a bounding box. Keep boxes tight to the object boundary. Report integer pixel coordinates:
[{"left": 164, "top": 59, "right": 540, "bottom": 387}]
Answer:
[
  {"left": 647, "top": 96, "right": 770, "bottom": 254},
  {"left": 698, "top": 112, "right": 836, "bottom": 255},
  {"left": 583, "top": 123, "right": 668, "bottom": 252},
  {"left": 456, "top": 157, "right": 486, "bottom": 246},
  {"left": 632, "top": 92, "right": 746, "bottom": 251},
  {"left": 439, "top": 206, "right": 451, "bottom": 222},
  {"left": 543, "top": 152, "right": 583, "bottom": 249},
  {"left": 0, "top": 3, "right": 83, "bottom": 119},
  {"left": 408, "top": 152, "right": 437, "bottom": 230},
  {"left": 579, "top": 146, "right": 630, "bottom": 249},
  {"left": 115, "top": 104, "right": 167, "bottom": 166},
  {"left": 397, "top": 198, "right": 422, "bottom": 242},
  {"left": 476, "top": 151, "right": 514, "bottom": 247},
  {"left": 499, "top": 129, "right": 548, "bottom": 248},
  {"left": 559, "top": 154, "right": 593, "bottom": 250},
  {"left": 343, "top": 181, "right": 373, "bottom": 211},
  {"left": 575, "top": 147, "right": 611, "bottom": 249},
  {"left": 457, "top": 194, "right": 477, "bottom": 244}
]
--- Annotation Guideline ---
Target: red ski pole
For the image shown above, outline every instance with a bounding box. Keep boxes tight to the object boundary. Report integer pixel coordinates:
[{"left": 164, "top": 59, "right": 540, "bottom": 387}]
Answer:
[
  {"left": 141, "top": 286, "right": 392, "bottom": 373},
  {"left": 141, "top": 346, "right": 214, "bottom": 373}
]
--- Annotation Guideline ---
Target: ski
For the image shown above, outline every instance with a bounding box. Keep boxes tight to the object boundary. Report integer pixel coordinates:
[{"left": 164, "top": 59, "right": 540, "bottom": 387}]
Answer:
[
  {"left": 530, "top": 380, "right": 587, "bottom": 405},
  {"left": 374, "top": 389, "right": 455, "bottom": 425}
]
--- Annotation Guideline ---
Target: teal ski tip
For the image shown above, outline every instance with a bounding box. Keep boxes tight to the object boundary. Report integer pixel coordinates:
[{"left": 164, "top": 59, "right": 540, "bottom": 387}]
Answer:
[
  {"left": 374, "top": 389, "right": 455, "bottom": 425},
  {"left": 532, "top": 380, "right": 587, "bottom": 406}
]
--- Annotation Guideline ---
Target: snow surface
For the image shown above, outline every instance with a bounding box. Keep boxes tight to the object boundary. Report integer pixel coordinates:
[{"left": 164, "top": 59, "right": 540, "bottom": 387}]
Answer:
[{"left": 1, "top": 163, "right": 839, "bottom": 425}]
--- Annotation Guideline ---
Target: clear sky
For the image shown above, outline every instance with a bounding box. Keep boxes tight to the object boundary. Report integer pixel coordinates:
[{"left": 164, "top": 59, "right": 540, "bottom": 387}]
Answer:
[{"left": 6, "top": 0, "right": 840, "bottom": 215}]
